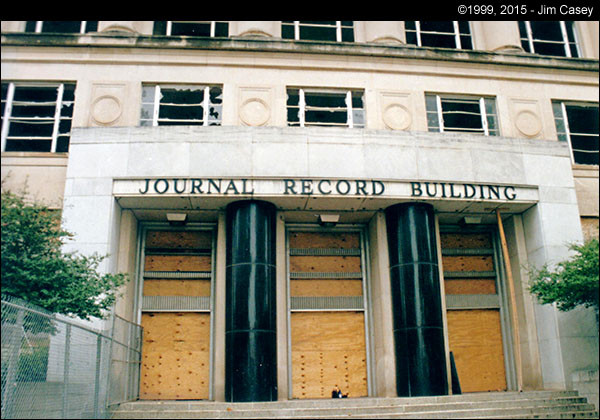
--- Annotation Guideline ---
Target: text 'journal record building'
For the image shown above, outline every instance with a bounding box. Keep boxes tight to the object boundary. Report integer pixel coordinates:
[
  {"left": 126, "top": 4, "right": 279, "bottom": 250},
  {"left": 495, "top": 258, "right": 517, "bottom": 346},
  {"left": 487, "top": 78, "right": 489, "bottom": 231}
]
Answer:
[{"left": 1, "top": 20, "right": 598, "bottom": 405}]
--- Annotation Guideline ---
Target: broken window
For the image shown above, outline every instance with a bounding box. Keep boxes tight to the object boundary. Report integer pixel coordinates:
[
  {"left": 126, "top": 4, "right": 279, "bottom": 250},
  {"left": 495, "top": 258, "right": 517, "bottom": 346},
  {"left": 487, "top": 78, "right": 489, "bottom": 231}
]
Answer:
[
  {"left": 1, "top": 82, "right": 75, "bottom": 152},
  {"left": 553, "top": 101, "right": 599, "bottom": 165},
  {"left": 282, "top": 21, "right": 354, "bottom": 42},
  {"left": 425, "top": 94, "right": 498, "bottom": 136},
  {"left": 153, "top": 21, "right": 229, "bottom": 37},
  {"left": 287, "top": 88, "right": 364, "bottom": 128},
  {"left": 405, "top": 21, "right": 473, "bottom": 49},
  {"left": 140, "top": 84, "right": 223, "bottom": 126},
  {"left": 518, "top": 21, "right": 579, "bottom": 57},
  {"left": 25, "top": 21, "right": 98, "bottom": 33}
]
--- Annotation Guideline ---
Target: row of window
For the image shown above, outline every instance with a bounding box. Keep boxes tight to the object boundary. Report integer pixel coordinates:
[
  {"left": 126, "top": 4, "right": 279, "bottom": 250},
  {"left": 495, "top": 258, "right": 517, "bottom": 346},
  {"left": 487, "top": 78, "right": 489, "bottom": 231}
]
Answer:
[
  {"left": 1, "top": 82, "right": 598, "bottom": 165},
  {"left": 22, "top": 21, "right": 582, "bottom": 59}
]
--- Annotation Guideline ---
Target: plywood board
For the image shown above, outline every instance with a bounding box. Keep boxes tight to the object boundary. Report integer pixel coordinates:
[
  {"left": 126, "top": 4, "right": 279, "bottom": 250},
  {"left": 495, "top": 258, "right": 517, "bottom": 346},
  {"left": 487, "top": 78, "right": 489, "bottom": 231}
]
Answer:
[
  {"left": 442, "top": 255, "right": 494, "bottom": 272},
  {"left": 289, "top": 256, "right": 361, "bottom": 273},
  {"left": 291, "top": 312, "right": 367, "bottom": 399},
  {"left": 290, "top": 280, "right": 363, "bottom": 297},
  {"left": 289, "top": 232, "right": 360, "bottom": 249},
  {"left": 140, "top": 312, "right": 210, "bottom": 400},
  {"left": 144, "top": 255, "right": 212, "bottom": 272},
  {"left": 444, "top": 279, "right": 497, "bottom": 295},
  {"left": 143, "top": 279, "right": 211, "bottom": 297},
  {"left": 146, "top": 230, "right": 212, "bottom": 249},
  {"left": 446, "top": 309, "right": 507, "bottom": 392},
  {"left": 440, "top": 233, "right": 491, "bottom": 249}
]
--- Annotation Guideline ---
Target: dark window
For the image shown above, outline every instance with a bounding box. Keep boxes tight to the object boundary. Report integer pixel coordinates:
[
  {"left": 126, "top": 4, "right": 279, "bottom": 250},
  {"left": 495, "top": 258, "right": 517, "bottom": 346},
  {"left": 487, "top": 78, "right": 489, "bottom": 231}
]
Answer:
[
  {"left": 287, "top": 88, "right": 364, "bottom": 128},
  {"left": 141, "top": 84, "right": 223, "bottom": 126},
  {"left": 153, "top": 21, "right": 228, "bottom": 37},
  {"left": 25, "top": 21, "right": 98, "bottom": 34},
  {"left": 1, "top": 83, "right": 75, "bottom": 152},
  {"left": 425, "top": 94, "right": 498, "bottom": 136},
  {"left": 553, "top": 101, "right": 599, "bottom": 165},
  {"left": 282, "top": 21, "right": 354, "bottom": 42},
  {"left": 405, "top": 21, "right": 472, "bottom": 50},
  {"left": 519, "top": 21, "right": 579, "bottom": 57}
]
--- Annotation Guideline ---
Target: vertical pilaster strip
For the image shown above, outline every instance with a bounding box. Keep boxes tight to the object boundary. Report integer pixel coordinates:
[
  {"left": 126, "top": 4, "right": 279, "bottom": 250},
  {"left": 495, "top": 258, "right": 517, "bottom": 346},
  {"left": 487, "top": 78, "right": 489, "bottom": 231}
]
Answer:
[
  {"left": 225, "top": 200, "right": 277, "bottom": 402},
  {"left": 385, "top": 203, "right": 448, "bottom": 396}
]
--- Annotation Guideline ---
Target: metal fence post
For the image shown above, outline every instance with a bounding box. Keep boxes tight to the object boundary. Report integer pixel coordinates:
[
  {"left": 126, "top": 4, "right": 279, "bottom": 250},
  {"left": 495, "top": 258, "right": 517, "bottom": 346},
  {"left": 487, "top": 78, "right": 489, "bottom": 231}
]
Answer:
[
  {"left": 62, "top": 324, "right": 71, "bottom": 418},
  {"left": 1, "top": 309, "right": 24, "bottom": 419},
  {"left": 93, "top": 335, "right": 102, "bottom": 418}
]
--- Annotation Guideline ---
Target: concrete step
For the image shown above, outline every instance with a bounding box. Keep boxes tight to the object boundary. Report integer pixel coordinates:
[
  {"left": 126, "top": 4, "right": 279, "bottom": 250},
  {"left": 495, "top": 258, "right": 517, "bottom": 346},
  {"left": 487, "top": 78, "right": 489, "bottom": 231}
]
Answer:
[{"left": 110, "top": 391, "right": 599, "bottom": 419}]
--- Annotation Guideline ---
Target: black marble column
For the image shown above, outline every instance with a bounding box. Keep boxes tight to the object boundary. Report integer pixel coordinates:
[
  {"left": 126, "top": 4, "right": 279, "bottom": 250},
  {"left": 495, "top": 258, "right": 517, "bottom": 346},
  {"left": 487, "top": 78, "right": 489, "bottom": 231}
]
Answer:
[
  {"left": 385, "top": 203, "right": 448, "bottom": 397},
  {"left": 225, "top": 200, "right": 277, "bottom": 402}
]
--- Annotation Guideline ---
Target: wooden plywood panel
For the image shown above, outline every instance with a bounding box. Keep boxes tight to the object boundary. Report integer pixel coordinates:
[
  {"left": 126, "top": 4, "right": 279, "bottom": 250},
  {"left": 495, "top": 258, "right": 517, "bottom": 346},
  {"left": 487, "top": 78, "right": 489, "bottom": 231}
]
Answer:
[
  {"left": 289, "top": 232, "right": 360, "bottom": 249},
  {"left": 144, "top": 255, "right": 212, "bottom": 272},
  {"left": 290, "top": 280, "right": 363, "bottom": 297},
  {"left": 442, "top": 255, "right": 494, "bottom": 272},
  {"left": 446, "top": 309, "right": 506, "bottom": 393},
  {"left": 143, "top": 279, "right": 211, "bottom": 297},
  {"left": 140, "top": 312, "right": 210, "bottom": 400},
  {"left": 291, "top": 312, "right": 367, "bottom": 399},
  {"left": 444, "top": 279, "right": 497, "bottom": 295},
  {"left": 440, "top": 233, "right": 491, "bottom": 249},
  {"left": 146, "top": 230, "right": 212, "bottom": 249},
  {"left": 289, "top": 256, "right": 361, "bottom": 273}
]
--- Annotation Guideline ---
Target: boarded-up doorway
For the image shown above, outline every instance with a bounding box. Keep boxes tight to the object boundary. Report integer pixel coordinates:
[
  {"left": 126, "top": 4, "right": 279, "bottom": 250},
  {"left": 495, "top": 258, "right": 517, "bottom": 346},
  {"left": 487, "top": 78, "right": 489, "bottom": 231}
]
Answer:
[
  {"left": 288, "top": 229, "right": 369, "bottom": 399},
  {"left": 441, "top": 228, "right": 510, "bottom": 393},
  {"left": 139, "top": 229, "right": 214, "bottom": 400}
]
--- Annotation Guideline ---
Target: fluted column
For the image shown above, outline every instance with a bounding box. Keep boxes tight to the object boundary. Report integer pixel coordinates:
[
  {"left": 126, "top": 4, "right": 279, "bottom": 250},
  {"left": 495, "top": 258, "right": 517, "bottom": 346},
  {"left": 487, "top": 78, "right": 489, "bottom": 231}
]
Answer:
[
  {"left": 225, "top": 200, "right": 277, "bottom": 402},
  {"left": 385, "top": 203, "right": 447, "bottom": 397}
]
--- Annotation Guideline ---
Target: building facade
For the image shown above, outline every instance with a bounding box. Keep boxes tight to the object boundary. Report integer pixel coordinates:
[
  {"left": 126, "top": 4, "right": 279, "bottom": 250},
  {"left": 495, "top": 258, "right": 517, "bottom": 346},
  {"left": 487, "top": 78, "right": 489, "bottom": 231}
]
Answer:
[{"left": 1, "top": 20, "right": 598, "bottom": 405}]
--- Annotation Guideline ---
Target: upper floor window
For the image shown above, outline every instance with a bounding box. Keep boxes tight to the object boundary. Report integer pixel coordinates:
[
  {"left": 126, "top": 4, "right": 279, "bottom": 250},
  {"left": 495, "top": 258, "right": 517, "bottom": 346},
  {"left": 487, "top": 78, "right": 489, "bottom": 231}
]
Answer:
[
  {"left": 518, "top": 21, "right": 579, "bottom": 58},
  {"left": 153, "top": 21, "right": 229, "bottom": 37},
  {"left": 25, "top": 21, "right": 98, "bottom": 34},
  {"left": 140, "top": 84, "right": 223, "bottom": 127},
  {"left": 405, "top": 21, "right": 473, "bottom": 50},
  {"left": 1, "top": 82, "right": 75, "bottom": 153},
  {"left": 287, "top": 88, "right": 364, "bottom": 128},
  {"left": 282, "top": 21, "right": 354, "bottom": 42},
  {"left": 425, "top": 93, "right": 498, "bottom": 136},
  {"left": 552, "top": 101, "right": 599, "bottom": 165}
]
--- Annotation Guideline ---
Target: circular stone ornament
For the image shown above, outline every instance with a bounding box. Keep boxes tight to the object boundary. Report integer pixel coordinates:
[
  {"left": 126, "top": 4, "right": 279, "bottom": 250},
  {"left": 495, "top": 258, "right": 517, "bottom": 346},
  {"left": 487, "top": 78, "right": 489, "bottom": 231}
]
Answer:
[
  {"left": 515, "top": 110, "right": 542, "bottom": 137},
  {"left": 383, "top": 104, "right": 411, "bottom": 130},
  {"left": 91, "top": 95, "right": 122, "bottom": 125},
  {"left": 240, "top": 98, "right": 270, "bottom": 126}
]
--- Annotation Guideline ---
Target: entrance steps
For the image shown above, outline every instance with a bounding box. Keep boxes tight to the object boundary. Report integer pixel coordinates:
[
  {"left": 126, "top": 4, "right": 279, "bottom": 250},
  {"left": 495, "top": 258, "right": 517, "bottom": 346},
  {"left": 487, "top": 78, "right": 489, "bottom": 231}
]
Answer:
[{"left": 111, "top": 390, "right": 599, "bottom": 419}]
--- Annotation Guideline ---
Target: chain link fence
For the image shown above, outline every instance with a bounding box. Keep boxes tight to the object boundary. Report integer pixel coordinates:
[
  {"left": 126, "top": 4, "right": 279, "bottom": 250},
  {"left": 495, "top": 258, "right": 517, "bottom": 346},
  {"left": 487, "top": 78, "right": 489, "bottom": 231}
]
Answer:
[{"left": 1, "top": 295, "right": 142, "bottom": 419}]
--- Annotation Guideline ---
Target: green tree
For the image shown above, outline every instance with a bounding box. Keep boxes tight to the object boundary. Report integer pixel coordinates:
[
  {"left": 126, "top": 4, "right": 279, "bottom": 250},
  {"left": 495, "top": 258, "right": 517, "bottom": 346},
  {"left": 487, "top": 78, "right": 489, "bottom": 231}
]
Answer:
[
  {"left": 529, "top": 238, "right": 599, "bottom": 314},
  {"left": 1, "top": 189, "right": 128, "bottom": 320}
]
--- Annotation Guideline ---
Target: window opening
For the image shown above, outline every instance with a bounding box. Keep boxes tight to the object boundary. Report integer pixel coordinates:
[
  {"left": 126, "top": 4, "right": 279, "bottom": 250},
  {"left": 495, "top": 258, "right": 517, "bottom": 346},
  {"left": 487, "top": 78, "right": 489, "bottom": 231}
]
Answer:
[
  {"left": 425, "top": 93, "right": 498, "bottom": 136},
  {"left": 553, "top": 101, "right": 599, "bottom": 165},
  {"left": 140, "top": 84, "right": 222, "bottom": 127},
  {"left": 153, "top": 21, "right": 229, "bottom": 37},
  {"left": 287, "top": 88, "right": 364, "bottom": 128},
  {"left": 282, "top": 21, "right": 354, "bottom": 42},
  {"left": 286, "top": 228, "right": 370, "bottom": 399},
  {"left": 1, "top": 82, "right": 75, "bottom": 153},
  {"left": 25, "top": 21, "right": 98, "bottom": 33},
  {"left": 405, "top": 21, "right": 472, "bottom": 50},
  {"left": 518, "top": 21, "right": 579, "bottom": 57}
]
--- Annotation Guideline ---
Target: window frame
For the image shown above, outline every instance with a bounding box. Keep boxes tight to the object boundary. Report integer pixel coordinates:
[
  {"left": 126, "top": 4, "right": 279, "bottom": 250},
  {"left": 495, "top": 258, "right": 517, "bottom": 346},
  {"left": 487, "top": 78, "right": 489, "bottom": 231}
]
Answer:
[
  {"left": 282, "top": 21, "right": 354, "bottom": 42},
  {"left": 140, "top": 84, "right": 223, "bottom": 127},
  {"left": 425, "top": 93, "right": 499, "bottom": 136},
  {"left": 405, "top": 21, "right": 473, "bottom": 50},
  {"left": 25, "top": 21, "right": 97, "bottom": 34},
  {"left": 154, "top": 21, "right": 229, "bottom": 37},
  {"left": 1, "top": 81, "right": 75, "bottom": 153},
  {"left": 552, "top": 100, "right": 599, "bottom": 166},
  {"left": 286, "top": 87, "right": 365, "bottom": 129},
  {"left": 519, "top": 21, "right": 580, "bottom": 58}
]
